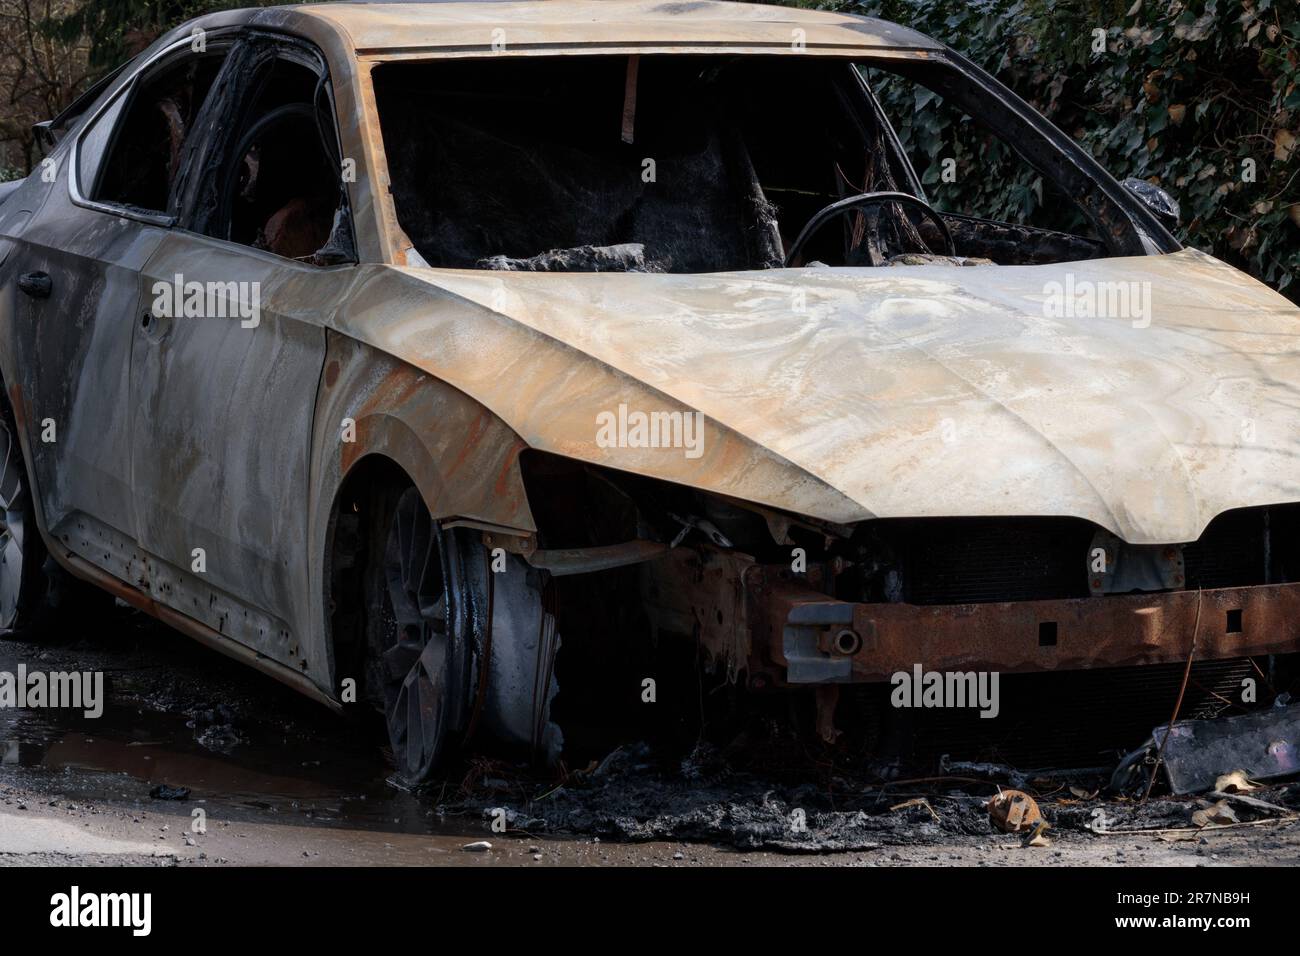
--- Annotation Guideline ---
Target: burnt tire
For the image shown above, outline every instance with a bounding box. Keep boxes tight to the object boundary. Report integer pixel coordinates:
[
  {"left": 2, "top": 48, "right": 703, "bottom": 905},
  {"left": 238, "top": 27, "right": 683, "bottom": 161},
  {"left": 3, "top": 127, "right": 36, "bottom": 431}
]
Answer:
[{"left": 363, "top": 486, "right": 477, "bottom": 784}]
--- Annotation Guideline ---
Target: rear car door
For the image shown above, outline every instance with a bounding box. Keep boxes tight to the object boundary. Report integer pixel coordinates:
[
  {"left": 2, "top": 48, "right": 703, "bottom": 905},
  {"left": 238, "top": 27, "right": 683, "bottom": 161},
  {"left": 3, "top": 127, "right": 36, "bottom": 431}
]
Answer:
[{"left": 129, "top": 32, "right": 358, "bottom": 666}]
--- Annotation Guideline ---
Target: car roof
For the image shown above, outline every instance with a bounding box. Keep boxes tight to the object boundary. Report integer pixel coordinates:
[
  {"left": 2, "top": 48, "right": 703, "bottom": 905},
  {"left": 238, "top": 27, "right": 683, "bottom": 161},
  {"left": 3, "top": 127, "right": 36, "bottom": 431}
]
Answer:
[{"left": 286, "top": 0, "right": 941, "bottom": 57}]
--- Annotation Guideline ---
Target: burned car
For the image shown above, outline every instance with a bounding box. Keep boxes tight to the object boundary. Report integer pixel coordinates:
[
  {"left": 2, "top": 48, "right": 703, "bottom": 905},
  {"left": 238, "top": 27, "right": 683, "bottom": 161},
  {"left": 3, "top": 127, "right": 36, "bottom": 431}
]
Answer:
[{"left": 1, "top": 0, "right": 1298, "bottom": 783}]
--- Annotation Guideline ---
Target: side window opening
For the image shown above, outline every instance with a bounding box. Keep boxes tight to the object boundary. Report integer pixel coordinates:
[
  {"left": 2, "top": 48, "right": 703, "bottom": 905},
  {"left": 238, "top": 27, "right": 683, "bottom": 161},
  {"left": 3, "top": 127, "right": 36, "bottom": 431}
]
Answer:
[
  {"left": 862, "top": 64, "right": 1108, "bottom": 264},
  {"left": 202, "top": 51, "right": 353, "bottom": 265},
  {"left": 88, "top": 51, "right": 228, "bottom": 213},
  {"left": 733, "top": 61, "right": 933, "bottom": 269}
]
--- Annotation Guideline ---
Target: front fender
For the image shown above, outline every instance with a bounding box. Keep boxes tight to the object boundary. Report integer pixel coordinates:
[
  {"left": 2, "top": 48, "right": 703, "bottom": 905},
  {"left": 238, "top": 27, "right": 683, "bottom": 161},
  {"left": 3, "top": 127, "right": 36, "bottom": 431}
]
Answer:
[{"left": 305, "top": 330, "right": 535, "bottom": 692}]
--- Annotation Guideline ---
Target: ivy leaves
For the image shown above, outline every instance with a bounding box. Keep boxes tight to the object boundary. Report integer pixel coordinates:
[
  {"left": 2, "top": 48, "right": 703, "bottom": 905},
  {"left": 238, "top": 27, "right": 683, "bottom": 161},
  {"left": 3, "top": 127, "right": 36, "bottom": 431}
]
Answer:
[{"left": 833, "top": 0, "right": 1300, "bottom": 295}]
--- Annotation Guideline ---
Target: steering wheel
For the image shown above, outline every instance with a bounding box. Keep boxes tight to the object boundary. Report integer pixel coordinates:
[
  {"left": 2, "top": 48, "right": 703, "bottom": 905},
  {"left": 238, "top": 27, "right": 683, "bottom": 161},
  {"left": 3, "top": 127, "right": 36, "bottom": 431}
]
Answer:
[
  {"left": 215, "top": 103, "right": 325, "bottom": 244},
  {"left": 784, "top": 191, "right": 956, "bottom": 268}
]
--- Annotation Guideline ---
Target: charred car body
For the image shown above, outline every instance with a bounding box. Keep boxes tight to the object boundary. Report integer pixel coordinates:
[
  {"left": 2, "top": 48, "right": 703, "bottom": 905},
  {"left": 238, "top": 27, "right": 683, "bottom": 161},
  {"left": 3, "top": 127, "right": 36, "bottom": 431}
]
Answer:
[{"left": 1, "top": 0, "right": 1298, "bottom": 782}]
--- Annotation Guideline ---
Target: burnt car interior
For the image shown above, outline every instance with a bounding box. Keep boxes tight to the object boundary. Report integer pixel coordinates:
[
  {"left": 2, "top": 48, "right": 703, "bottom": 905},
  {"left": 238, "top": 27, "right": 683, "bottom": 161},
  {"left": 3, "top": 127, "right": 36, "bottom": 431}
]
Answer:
[
  {"left": 374, "top": 54, "right": 1111, "bottom": 273},
  {"left": 177, "top": 41, "right": 356, "bottom": 266},
  {"left": 90, "top": 35, "right": 356, "bottom": 264},
  {"left": 211, "top": 56, "right": 341, "bottom": 260}
]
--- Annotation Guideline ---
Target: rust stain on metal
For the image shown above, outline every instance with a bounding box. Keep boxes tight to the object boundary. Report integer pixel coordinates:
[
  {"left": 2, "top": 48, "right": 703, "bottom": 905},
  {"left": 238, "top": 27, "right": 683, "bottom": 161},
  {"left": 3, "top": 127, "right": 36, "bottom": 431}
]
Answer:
[{"left": 756, "top": 569, "right": 1300, "bottom": 683}]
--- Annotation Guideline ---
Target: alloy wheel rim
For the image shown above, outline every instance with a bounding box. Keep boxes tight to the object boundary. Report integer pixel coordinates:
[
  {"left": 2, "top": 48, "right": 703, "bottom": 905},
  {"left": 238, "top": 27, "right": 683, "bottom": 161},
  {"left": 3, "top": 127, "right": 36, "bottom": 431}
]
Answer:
[{"left": 379, "top": 490, "right": 451, "bottom": 781}]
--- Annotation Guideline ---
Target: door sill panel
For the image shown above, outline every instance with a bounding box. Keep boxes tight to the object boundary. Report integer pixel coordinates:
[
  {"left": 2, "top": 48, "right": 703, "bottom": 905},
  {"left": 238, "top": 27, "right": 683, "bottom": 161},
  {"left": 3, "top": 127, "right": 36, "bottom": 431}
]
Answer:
[{"left": 45, "top": 512, "right": 337, "bottom": 711}]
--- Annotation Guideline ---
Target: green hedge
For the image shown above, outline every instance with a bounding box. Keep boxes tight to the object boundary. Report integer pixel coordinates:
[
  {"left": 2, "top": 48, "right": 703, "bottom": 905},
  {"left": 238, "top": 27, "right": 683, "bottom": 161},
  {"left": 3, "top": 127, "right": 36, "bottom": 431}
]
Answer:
[{"left": 817, "top": 0, "right": 1300, "bottom": 298}]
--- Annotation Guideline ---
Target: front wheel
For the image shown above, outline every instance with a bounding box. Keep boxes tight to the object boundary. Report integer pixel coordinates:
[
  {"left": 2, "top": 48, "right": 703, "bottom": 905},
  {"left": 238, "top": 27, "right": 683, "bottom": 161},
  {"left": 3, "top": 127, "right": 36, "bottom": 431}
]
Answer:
[{"left": 364, "top": 487, "right": 477, "bottom": 784}]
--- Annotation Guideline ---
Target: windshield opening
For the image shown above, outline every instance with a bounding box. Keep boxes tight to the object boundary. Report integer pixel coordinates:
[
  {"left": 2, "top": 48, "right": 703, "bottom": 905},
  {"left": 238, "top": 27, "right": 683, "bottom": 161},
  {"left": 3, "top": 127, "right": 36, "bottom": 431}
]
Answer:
[{"left": 373, "top": 54, "right": 1122, "bottom": 273}]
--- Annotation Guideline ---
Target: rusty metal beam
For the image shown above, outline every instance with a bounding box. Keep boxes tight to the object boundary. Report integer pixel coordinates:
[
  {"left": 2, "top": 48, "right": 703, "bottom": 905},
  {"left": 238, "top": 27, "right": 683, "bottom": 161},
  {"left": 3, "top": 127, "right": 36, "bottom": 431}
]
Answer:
[{"left": 754, "top": 571, "right": 1300, "bottom": 684}]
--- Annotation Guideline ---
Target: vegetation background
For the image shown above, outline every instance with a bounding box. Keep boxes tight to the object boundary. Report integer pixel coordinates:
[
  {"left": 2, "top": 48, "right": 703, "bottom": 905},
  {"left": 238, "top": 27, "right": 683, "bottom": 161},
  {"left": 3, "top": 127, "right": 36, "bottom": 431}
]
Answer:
[{"left": 1, "top": 0, "right": 1296, "bottom": 297}]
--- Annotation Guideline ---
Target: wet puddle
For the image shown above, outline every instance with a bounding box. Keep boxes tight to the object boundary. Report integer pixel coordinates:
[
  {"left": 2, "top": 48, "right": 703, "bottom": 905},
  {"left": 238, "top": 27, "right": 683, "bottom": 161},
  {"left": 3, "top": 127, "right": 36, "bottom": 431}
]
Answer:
[{"left": 0, "top": 630, "right": 455, "bottom": 838}]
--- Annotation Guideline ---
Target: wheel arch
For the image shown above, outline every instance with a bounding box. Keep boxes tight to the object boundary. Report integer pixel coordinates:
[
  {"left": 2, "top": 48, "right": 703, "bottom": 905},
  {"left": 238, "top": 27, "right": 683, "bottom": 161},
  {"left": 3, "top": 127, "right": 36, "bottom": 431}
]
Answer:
[{"left": 307, "top": 331, "right": 539, "bottom": 697}]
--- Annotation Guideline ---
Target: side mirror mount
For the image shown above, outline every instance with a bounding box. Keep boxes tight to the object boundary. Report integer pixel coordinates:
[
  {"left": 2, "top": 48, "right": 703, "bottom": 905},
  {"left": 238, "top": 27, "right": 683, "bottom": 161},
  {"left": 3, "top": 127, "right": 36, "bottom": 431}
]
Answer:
[
  {"left": 31, "top": 120, "right": 57, "bottom": 155},
  {"left": 1122, "top": 177, "right": 1180, "bottom": 232}
]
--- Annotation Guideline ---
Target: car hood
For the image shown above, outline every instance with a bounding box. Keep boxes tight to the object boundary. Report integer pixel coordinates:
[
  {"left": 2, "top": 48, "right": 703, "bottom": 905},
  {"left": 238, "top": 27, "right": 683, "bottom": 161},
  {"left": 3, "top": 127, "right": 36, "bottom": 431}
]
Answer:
[{"left": 339, "top": 248, "right": 1300, "bottom": 544}]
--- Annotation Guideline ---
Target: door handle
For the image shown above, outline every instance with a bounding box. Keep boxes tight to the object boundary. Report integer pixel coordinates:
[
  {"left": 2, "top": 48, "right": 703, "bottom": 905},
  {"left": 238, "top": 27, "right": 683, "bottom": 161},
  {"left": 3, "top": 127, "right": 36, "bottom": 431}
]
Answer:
[{"left": 18, "top": 271, "right": 51, "bottom": 299}]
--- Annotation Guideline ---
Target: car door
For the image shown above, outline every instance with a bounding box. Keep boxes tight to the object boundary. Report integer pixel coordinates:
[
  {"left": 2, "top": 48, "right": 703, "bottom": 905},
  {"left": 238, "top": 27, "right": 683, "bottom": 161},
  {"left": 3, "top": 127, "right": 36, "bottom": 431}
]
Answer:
[
  {"left": 0, "top": 35, "right": 233, "bottom": 584},
  {"left": 129, "top": 33, "right": 358, "bottom": 664}
]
